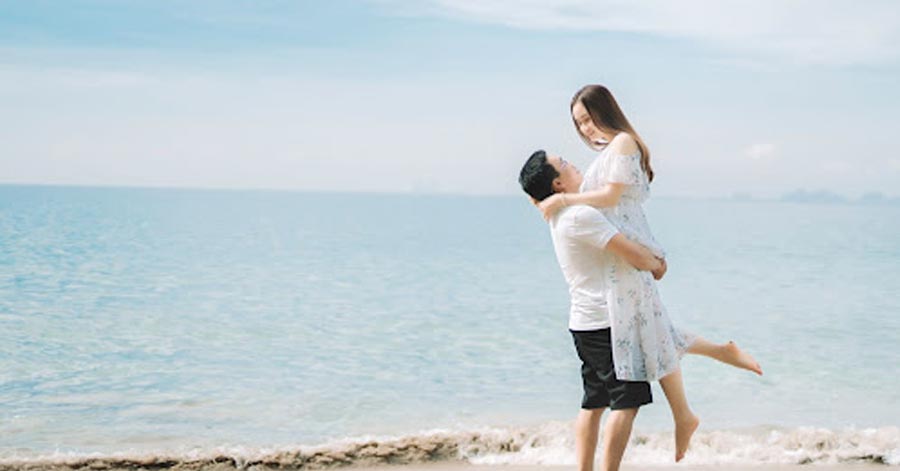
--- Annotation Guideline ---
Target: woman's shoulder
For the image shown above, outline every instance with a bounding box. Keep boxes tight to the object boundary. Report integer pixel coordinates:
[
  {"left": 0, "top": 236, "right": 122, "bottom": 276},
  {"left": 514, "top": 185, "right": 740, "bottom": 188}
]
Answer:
[{"left": 608, "top": 132, "right": 639, "bottom": 156}]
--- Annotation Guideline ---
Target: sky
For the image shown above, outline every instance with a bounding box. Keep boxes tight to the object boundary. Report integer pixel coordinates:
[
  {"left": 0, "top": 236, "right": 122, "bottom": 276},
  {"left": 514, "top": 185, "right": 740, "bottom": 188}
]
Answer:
[{"left": 1, "top": 0, "right": 899, "bottom": 198}]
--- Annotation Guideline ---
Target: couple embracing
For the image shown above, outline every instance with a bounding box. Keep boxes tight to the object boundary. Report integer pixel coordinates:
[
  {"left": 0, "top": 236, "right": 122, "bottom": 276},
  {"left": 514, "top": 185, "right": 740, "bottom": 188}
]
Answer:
[{"left": 518, "top": 85, "right": 763, "bottom": 471}]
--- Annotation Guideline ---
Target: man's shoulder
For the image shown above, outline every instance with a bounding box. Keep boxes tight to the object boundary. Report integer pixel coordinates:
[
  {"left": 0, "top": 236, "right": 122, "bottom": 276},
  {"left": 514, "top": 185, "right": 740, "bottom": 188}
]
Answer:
[{"left": 564, "top": 205, "right": 607, "bottom": 223}]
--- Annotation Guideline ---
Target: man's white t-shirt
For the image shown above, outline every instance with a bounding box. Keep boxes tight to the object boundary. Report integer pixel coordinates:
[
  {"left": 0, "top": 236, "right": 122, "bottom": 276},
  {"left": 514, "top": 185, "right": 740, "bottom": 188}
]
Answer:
[{"left": 549, "top": 205, "right": 619, "bottom": 331}]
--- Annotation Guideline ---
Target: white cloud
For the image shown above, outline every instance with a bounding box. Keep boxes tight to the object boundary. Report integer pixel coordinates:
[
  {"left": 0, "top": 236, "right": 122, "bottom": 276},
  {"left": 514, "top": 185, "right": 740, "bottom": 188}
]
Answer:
[
  {"left": 822, "top": 160, "right": 853, "bottom": 174},
  {"left": 744, "top": 143, "right": 776, "bottom": 161},
  {"left": 377, "top": 0, "right": 900, "bottom": 66}
]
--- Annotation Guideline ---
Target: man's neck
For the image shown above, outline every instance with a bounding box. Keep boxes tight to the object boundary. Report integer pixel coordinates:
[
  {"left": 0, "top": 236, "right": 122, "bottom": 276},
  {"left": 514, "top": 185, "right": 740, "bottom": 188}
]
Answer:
[{"left": 561, "top": 182, "right": 582, "bottom": 194}]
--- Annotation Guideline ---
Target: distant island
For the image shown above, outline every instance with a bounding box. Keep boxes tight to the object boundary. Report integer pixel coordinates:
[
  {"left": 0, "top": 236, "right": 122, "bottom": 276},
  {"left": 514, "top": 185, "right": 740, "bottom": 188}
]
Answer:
[{"left": 781, "top": 190, "right": 900, "bottom": 205}]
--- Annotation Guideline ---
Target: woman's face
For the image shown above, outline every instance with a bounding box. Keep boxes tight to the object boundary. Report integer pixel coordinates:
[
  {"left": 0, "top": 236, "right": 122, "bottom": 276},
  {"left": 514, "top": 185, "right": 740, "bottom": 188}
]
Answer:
[{"left": 571, "top": 100, "right": 605, "bottom": 144}]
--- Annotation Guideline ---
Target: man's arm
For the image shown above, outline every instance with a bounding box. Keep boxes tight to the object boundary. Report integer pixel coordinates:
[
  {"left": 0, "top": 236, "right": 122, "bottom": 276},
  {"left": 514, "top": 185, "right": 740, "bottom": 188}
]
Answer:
[
  {"left": 569, "top": 207, "right": 667, "bottom": 279},
  {"left": 606, "top": 234, "right": 665, "bottom": 276}
]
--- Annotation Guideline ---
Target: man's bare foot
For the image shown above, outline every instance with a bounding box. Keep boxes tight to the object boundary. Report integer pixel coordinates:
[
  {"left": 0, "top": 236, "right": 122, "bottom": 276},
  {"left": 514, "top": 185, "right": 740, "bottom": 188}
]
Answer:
[
  {"left": 720, "top": 341, "right": 763, "bottom": 375},
  {"left": 675, "top": 413, "right": 700, "bottom": 462}
]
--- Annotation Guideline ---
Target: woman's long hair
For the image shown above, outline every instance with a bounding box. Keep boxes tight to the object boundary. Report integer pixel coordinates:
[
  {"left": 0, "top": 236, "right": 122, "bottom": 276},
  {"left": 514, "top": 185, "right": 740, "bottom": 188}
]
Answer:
[{"left": 571, "top": 85, "right": 654, "bottom": 182}]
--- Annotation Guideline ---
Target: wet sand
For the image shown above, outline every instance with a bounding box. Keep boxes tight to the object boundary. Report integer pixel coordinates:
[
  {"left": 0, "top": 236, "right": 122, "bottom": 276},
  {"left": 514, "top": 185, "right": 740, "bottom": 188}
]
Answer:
[
  {"left": 355, "top": 465, "right": 884, "bottom": 471},
  {"left": 0, "top": 458, "right": 886, "bottom": 471}
]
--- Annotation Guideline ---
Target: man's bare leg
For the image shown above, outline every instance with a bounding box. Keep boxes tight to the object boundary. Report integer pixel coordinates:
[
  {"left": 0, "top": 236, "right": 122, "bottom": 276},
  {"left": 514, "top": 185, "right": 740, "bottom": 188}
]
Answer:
[
  {"left": 575, "top": 408, "right": 604, "bottom": 471},
  {"left": 658, "top": 369, "right": 700, "bottom": 462},
  {"left": 600, "top": 407, "right": 639, "bottom": 471},
  {"left": 687, "top": 337, "right": 763, "bottom": 375}
]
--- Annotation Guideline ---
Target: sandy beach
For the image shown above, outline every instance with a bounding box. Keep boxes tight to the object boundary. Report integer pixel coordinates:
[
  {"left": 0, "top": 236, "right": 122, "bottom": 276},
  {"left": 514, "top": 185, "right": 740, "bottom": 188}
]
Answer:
[
  {"left": 0, "top": 461, "right": 887, "bottom": 471},
  {"left": 2, "top": 423, "right": 896, "bottom": 471},
  {"left": 354, "top": 465, "right": 885, "bottom": 471}
]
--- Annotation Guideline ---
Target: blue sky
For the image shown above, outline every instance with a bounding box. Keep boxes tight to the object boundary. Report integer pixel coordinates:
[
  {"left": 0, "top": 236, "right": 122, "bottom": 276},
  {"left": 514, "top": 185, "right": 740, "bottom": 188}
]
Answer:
[{"left": 2, "top": 0, "right": 899, "bottom": 197}]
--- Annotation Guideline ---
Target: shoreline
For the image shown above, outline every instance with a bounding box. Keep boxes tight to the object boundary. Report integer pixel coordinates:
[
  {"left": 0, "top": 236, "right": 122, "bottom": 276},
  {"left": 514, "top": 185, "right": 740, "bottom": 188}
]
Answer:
[
  {"left": 356, "top": 465, "right": 886, "bottom": 471},
  {"left": 2, "top": 425, "right": 897, "bottom": 470},
  {"left": 0, "top": 460, "right": 887, "bottom": 471}
]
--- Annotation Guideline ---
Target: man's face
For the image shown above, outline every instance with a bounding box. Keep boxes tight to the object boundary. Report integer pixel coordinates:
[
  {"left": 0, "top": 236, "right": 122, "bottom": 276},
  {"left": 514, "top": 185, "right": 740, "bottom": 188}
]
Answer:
[{"left": 548, "top": 154, "right": 581, "bottom": 192}]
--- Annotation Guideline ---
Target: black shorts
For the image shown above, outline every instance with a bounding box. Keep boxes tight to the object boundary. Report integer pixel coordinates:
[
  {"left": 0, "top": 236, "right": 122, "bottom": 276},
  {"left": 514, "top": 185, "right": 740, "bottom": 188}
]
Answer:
[{"left": 570, "top": 328, "right": 652, "bottom": 410}]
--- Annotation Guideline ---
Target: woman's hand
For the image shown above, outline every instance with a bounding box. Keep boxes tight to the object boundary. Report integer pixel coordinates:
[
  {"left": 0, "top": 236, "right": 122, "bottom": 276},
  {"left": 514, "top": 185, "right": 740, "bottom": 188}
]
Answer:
[
  {"left": 538, "top": 193, "right": 567, "bottom": 221},
  {"left": 651, "top": 257, "right": 667, "bottom": 280}
]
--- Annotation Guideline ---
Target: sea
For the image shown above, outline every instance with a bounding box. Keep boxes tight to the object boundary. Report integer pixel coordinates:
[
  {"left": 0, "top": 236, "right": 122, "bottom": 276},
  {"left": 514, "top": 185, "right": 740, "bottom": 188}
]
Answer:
[{"left": 1, "top": 185, "right": 898, "bottom": 467}]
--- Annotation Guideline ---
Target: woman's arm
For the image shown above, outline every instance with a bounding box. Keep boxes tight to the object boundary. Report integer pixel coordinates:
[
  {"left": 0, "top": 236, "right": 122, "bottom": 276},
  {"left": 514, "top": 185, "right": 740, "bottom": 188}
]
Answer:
[
  {"left": 566, "top": 183, "right": 626, "bottom": 208},
  {"left": 539, "top": 134, "right": 640, "bottom": 220},
  {"left": 538, "top": 183, "right": 626, "bottom": 220}
]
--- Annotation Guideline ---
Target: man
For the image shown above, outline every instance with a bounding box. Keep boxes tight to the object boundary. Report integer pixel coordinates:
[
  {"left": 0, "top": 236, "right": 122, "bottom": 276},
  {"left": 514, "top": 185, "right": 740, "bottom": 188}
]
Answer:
[{"left": 519, "top": 150, "right": 666, "bottom": 471}]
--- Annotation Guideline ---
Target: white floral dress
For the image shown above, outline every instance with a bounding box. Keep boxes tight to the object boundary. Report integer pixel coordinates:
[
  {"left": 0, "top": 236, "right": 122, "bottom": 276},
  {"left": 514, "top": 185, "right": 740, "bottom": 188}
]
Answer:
[{"left": 580, "top": 139, "right": 695, "bottom": 381}]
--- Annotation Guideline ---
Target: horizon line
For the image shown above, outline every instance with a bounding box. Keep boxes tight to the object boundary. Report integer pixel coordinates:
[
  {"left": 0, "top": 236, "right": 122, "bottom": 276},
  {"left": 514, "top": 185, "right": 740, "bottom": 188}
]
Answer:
[{"left": 1, "top": 181, "right": 898, "bottom": 203}]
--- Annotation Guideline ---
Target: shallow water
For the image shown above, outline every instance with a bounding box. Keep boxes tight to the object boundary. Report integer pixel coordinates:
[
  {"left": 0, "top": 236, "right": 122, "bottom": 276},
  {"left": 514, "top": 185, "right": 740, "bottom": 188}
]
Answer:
[{"left": 1, "top": 185, "right": 898, "bottom": 459}]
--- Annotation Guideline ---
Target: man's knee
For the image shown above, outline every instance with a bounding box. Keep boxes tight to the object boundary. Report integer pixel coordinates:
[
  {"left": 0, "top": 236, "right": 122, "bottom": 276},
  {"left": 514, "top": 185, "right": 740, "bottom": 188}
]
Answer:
[
  {"left": 578, "top": 408, "right": 605, "bottom": 424},
  {"left": 608, "top": 407, "right": 639, "bottom": 422}
]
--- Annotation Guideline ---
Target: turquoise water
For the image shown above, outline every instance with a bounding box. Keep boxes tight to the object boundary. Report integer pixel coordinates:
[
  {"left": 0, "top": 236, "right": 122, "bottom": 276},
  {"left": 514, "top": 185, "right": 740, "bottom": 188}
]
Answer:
[{"left": 1, "top": 185, "right": 898, "bottom": 460}]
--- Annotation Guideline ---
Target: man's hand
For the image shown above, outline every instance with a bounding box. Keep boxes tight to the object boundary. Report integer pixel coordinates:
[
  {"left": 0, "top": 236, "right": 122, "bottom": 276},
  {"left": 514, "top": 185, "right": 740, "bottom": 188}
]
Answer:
[{"left": 651, "top": 257, "right": 667, "bottom": 280}]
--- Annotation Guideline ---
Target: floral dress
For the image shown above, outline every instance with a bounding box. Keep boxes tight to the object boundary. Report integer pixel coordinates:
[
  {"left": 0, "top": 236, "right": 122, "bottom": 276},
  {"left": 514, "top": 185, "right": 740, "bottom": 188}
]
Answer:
[{"left": 580, "top": 139, "right": 695, "bottom": 381}]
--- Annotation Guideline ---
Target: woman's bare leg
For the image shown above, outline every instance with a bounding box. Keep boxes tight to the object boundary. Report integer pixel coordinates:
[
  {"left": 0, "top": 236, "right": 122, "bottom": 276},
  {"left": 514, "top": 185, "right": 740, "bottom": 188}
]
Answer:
[
  {"left": 658, "top": 368, "right": 700, "bottom": 462},
  {"left": 687, "top": 337, "right": 763, "bottom": 375}
]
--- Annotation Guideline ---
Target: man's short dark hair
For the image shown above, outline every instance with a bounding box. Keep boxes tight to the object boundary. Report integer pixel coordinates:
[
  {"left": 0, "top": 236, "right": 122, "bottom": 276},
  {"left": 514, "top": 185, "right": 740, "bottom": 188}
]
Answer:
[{"left": 519, "top": 150, "right": 559, "bottom": 201}]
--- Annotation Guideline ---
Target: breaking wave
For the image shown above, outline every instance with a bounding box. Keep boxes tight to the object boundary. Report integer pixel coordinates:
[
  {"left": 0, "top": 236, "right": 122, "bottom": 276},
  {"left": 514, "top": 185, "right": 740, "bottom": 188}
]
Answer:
[{"left": 1, "top": 423, "right": 898, "bottom": 469}]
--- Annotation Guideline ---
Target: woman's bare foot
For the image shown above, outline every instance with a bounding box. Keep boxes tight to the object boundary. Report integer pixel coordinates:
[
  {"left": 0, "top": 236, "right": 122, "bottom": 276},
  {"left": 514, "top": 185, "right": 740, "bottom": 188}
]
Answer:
[
  {"left": 675, "top": 413, "right": 700, "bottom": 462},
  {"left": 719, "top": 341, "right": 763, "bottom": 375}
]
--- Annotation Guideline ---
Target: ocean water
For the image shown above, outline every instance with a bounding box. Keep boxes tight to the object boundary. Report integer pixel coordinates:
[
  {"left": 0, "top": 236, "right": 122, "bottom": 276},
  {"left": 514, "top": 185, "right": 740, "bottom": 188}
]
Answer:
[{"left": 1, "top": 185, "right": 898, "bottom": 466}]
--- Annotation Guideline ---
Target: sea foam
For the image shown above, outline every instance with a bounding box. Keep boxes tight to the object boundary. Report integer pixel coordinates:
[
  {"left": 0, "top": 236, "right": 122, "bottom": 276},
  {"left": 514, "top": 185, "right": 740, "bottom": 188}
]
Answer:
[{"left": 1, "top": 424, "right": 897, "bottom": 469}]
